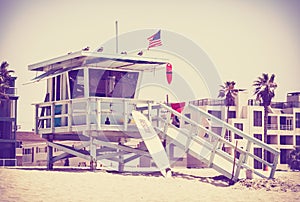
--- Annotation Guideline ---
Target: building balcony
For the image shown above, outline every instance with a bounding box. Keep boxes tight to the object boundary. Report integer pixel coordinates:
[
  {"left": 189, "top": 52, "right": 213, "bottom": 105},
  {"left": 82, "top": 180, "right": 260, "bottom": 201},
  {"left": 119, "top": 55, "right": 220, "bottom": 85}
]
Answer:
[
  {"left": 248, "top": 100, "right": 300, "bottom": 109},
  {"left": 190, "top": 99, "right": 225, "bottom": 106},
  {"left": 267, "top": 124, "right": 278, "bottom": 130},
  {"left": 280, "top": 125, "right": 293, "bottom": 130},
  {"left": 6, "top": 87, "right": 17, "bottom": 96},
  {"left": 248, "top": 99, "right": 262, "bottom": 106},
  {"left": 271, "top": 102, "right": 300, "bottom": 109}
]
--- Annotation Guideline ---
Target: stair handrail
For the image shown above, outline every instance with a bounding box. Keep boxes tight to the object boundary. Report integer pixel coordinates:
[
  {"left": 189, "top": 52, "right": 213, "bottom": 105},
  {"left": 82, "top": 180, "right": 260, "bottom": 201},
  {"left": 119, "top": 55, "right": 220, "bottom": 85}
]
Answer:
[
  {"left": 157, "top": 102, "right": 279, "bottom": 180},
  {"left": 188, "top": 103, "right": 280, "bottom": 155}
]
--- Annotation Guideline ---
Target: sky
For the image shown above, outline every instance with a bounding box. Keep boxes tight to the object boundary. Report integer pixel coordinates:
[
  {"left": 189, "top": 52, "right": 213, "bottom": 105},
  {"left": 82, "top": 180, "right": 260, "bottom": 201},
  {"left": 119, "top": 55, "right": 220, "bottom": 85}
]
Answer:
[{"left": 0, "top": 0, "right": 300, "bottom": 131}]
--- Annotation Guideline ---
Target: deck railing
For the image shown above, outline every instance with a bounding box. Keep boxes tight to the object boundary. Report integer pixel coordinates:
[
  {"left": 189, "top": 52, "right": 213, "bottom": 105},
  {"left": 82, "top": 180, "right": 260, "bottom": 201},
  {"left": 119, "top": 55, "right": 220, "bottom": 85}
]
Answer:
[{"left": 34, "top": 97, "right": 155, "bottom": 134}]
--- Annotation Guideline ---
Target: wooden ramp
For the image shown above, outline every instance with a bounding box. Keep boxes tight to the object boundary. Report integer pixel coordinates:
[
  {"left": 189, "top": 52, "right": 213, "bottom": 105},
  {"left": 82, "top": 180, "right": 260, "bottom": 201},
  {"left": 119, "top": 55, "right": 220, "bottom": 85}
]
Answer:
[{"left": 153, "top": 103, "right": 279, "bottom": 181}]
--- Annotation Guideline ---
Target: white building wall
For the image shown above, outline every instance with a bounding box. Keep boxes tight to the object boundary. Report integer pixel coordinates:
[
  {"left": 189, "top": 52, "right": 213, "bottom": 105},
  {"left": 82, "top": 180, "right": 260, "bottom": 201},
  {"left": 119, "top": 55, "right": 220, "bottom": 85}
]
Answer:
[{"left": 188, "top": 91, "right": 300, "bottom": 170}]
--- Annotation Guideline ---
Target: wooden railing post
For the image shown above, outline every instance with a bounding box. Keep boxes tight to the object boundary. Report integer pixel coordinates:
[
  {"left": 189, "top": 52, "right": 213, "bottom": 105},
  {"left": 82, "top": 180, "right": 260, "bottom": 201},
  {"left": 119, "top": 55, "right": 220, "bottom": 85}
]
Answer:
[
  {"left": 68, "top": 100, "right": 72, "bottom": 131},
  {"left": 269, "top": 152, "right": 279, "bottom": 179},
  {"left": 51, "top": 102, "right": 55, "bottom": 133},
  {"left": 148, "top": 101, "right": 152, "bottom": 122},
  {"left": 35, "top": 104, "right": 39, "bottom": 134},
  {"left": 123, "top": 100, "right": 128, "bottom": 131},
  {"left": 86, "top": 98, "right": 91, "bottom": 131},
  {"left": 97, "top": 99, "right": 101, "bottom": 130}
]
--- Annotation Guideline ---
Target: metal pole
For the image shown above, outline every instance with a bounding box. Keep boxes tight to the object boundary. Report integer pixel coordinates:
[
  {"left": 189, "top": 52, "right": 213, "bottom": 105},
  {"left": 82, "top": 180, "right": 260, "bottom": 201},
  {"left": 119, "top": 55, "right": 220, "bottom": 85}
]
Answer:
[{"left": 115, "top": 21, "right": 118, "bottom": 54}]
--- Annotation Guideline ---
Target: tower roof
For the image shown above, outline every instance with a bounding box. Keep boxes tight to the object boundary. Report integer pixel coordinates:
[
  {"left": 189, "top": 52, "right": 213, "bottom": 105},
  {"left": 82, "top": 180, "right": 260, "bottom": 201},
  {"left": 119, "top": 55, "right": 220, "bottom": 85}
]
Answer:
[{"left": 28, "top": 51, "right": 168, "bottom": 72}]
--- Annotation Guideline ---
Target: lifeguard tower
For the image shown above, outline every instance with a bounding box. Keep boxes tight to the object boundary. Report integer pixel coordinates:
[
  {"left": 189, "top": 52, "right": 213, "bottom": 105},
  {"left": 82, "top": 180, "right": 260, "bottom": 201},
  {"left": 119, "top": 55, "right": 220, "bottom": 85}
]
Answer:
[{"left": 29, "top": 49, "right": 280, "bottom": 181}]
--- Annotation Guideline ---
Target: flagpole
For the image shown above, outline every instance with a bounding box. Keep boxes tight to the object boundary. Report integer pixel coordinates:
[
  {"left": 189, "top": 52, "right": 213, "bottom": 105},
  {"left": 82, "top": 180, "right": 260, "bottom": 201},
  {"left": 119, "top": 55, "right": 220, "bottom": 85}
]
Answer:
[{"left": 115, "top": 20, "right": 118, "bottom": 54}]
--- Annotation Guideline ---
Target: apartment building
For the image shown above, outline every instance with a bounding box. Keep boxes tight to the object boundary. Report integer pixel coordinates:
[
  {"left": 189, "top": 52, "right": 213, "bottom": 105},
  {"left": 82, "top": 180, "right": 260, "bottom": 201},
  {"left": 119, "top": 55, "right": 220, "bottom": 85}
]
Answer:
[
  {"left": 187, "top": 91, "right": 300, "bottom": 170},
  {"left": 0, "top": 77, "right": 19, "bottom": 166}
]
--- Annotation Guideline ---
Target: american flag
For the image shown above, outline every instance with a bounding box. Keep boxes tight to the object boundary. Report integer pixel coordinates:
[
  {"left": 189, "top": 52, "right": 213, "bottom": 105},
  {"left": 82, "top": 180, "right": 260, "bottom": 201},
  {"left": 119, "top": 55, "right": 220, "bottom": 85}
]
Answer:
[{"left": 147, "top": 30, "right": 162, "bottom": 49}]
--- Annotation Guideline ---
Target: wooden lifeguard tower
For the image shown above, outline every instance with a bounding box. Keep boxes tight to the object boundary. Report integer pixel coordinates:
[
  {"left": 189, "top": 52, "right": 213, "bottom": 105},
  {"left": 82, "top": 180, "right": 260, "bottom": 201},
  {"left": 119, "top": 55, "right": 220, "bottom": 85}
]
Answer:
[{"left": 29, "top": 49, "right": 280, "bottom": 181}]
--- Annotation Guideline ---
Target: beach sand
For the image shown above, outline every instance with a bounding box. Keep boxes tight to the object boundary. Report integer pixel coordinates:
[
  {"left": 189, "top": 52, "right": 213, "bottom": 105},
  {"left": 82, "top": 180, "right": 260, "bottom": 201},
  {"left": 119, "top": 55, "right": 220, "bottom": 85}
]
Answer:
[{"left": 0, "top": 167, "right": 299, "bottom": 202}]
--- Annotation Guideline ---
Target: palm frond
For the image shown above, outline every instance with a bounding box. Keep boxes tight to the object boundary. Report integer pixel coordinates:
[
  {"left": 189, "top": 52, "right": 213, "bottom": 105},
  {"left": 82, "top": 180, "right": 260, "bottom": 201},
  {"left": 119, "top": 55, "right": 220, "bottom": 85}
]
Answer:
[
  {"left": 218, "top": 90, "right": 225, "bottom": 98},
  {"left": 219, "top": 85, "right": 225, "bottom": 89},
  {"left": 0, "top": 61, "right": 14, "bottom": 97},
  {"left": 269, "top": 74, "right": 275, "bottom": 83},
  {"left": 253, "top": 73, "right": 277, "bottom": 106},
  {"left": 262, "top": 73, "right": 268, "bottom": 82},
  {"left": 218, "top": 80, "right": 237, "bottom": 105},
  {"left": 0, "top": 61, "right": 9, "bottom": 70},
  {"left": 225, "top": 81, "right": 231, "bottom": 87}
]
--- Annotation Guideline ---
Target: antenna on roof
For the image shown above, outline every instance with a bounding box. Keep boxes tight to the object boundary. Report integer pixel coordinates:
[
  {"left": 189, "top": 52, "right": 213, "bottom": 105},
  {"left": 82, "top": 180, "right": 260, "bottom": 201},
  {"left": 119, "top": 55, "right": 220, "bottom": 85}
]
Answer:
[{"left": 115, "top": 20, "right": 118, "bottom": 54}]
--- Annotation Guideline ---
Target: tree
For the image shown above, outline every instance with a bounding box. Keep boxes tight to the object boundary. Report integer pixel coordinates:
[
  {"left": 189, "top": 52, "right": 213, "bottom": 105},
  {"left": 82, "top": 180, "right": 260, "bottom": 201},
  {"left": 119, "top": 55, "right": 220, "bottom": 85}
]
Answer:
[
  {"left": 0, "top": 61, "right": 14, "bottom": 99},
  {"left": 253, "top": 73, "right": 277, "bottom": 169},
  {"left": 218, "top": 81, "right": 237, "bottom": 144},
  {"left": 218, "top": 81, "right": 237, "bottom": 121}
]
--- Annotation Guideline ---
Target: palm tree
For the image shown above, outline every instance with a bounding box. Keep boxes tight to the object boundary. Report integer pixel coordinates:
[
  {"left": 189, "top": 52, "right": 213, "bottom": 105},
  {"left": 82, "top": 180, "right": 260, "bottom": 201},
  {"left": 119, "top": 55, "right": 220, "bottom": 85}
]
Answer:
[
  {"left": 253, "top": 73, "right": 277, "bottom": 169},
  {"left": 218, "top": 81, "right": 237, "bottom": 144},
  {"left": 219, "top": 81, "right": 237, "bottom": 120},
  {"left": 0, "top": 61, "right": 14, "bottom": 99}
]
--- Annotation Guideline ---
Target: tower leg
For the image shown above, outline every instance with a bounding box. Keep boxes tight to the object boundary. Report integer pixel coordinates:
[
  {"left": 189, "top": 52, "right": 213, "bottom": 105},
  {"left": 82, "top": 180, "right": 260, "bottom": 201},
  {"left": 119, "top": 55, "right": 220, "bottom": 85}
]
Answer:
[
  {"left": 47, "top": 140, "right": 53, "bottom": 170},
  {"left": 165, "top": 137, "right": 171, "bottom": 160},
  {"left": 118, "top": 153, "right": 124, "bottom": 172},
  {"left": 118, "top": 140, "right": 124, "bottom": 172},
  {"left": 89, "top": 136, "right": 97, "bottom": 171}
]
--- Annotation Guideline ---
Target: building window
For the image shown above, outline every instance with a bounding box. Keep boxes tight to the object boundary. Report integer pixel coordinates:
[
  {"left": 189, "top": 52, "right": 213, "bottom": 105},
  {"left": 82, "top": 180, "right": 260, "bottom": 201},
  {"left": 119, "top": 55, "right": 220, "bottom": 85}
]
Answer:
[
  {"left": 296, "top": 113, "right": 300, "bottom": 128},
  {"left": 228, "top": 111, "right": 236, "bottom": 119},
  {"left": 280, "top": 135, "right": 293, "bottom": 145},
  {"left": 254, "top": 148, "right": 263, "bottom": 169},
  {"left": 280, "top": 117, "right": 293, "bottom": 130},
  {"left": 296, "top": 136, "right": 300, "bottom": 146},
  {"left": 23, "top": 148, "right": 32, "bottom": 155},
  {"left": 267, "top": 116, "right": 278, "bottom": 130},
  {"left": 267, "top": 135, "right": 277, "bottom": 144},
  {"left": 51, "top": 75, "right": 62, "bottom": 101},
  {"left": 0, "top": 121, "right": 13, "bottom": 140},
  {"left": 36, "top": 147, "right": 44, "bottom": 153},
  {"left": 253, "top": 111, "right": 262, "bottom": 127},
  {"left": 280, "top": 149, "right": 289, "bottom": 164},
  {"left": 88, "top": 69, "right": 139, "bottom": 98},
  {"left": 69, "top": 69, "right": 85, "bottom": 99},
  {"left": 208, "top": 110, "right": 221, "bottom": 119},
  {"left": 254, "top": 134, "right": 262, "bottom": 141},
  {"left": 234, "top": 123, "right": 243, "bottom": 139}
]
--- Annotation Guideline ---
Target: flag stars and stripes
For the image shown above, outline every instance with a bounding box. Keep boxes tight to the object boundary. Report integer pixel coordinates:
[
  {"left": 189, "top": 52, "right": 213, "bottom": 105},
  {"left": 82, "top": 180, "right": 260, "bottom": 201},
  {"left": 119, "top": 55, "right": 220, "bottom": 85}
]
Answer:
[{"left": 147, "top": 30, "right": 162, "bottom": 49}]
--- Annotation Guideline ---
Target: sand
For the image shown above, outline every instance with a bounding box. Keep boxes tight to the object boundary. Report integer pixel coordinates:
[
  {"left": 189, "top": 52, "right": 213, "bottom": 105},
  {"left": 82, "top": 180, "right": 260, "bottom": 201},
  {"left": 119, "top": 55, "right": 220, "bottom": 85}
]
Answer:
[{"left": 0, "top": 167, "right": 299, "bottom": 202}]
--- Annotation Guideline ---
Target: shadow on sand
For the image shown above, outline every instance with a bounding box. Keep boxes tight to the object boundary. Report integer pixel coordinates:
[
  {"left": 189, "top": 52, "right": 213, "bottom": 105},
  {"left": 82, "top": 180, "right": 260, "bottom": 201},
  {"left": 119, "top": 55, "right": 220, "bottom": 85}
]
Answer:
[
  {"left": 108, "top": 170, "right": 235, "bottom": 187},
  {"left": 11, "top": 167, "right": 235, "bottom": 187}
]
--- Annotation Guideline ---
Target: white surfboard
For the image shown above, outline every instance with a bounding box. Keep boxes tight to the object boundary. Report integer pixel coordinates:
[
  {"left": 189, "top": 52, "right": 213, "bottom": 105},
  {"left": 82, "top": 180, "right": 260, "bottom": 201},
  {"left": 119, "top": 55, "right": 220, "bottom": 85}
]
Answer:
[{"left": 132, "top": 110, "right": 171, "bottom": 177}]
